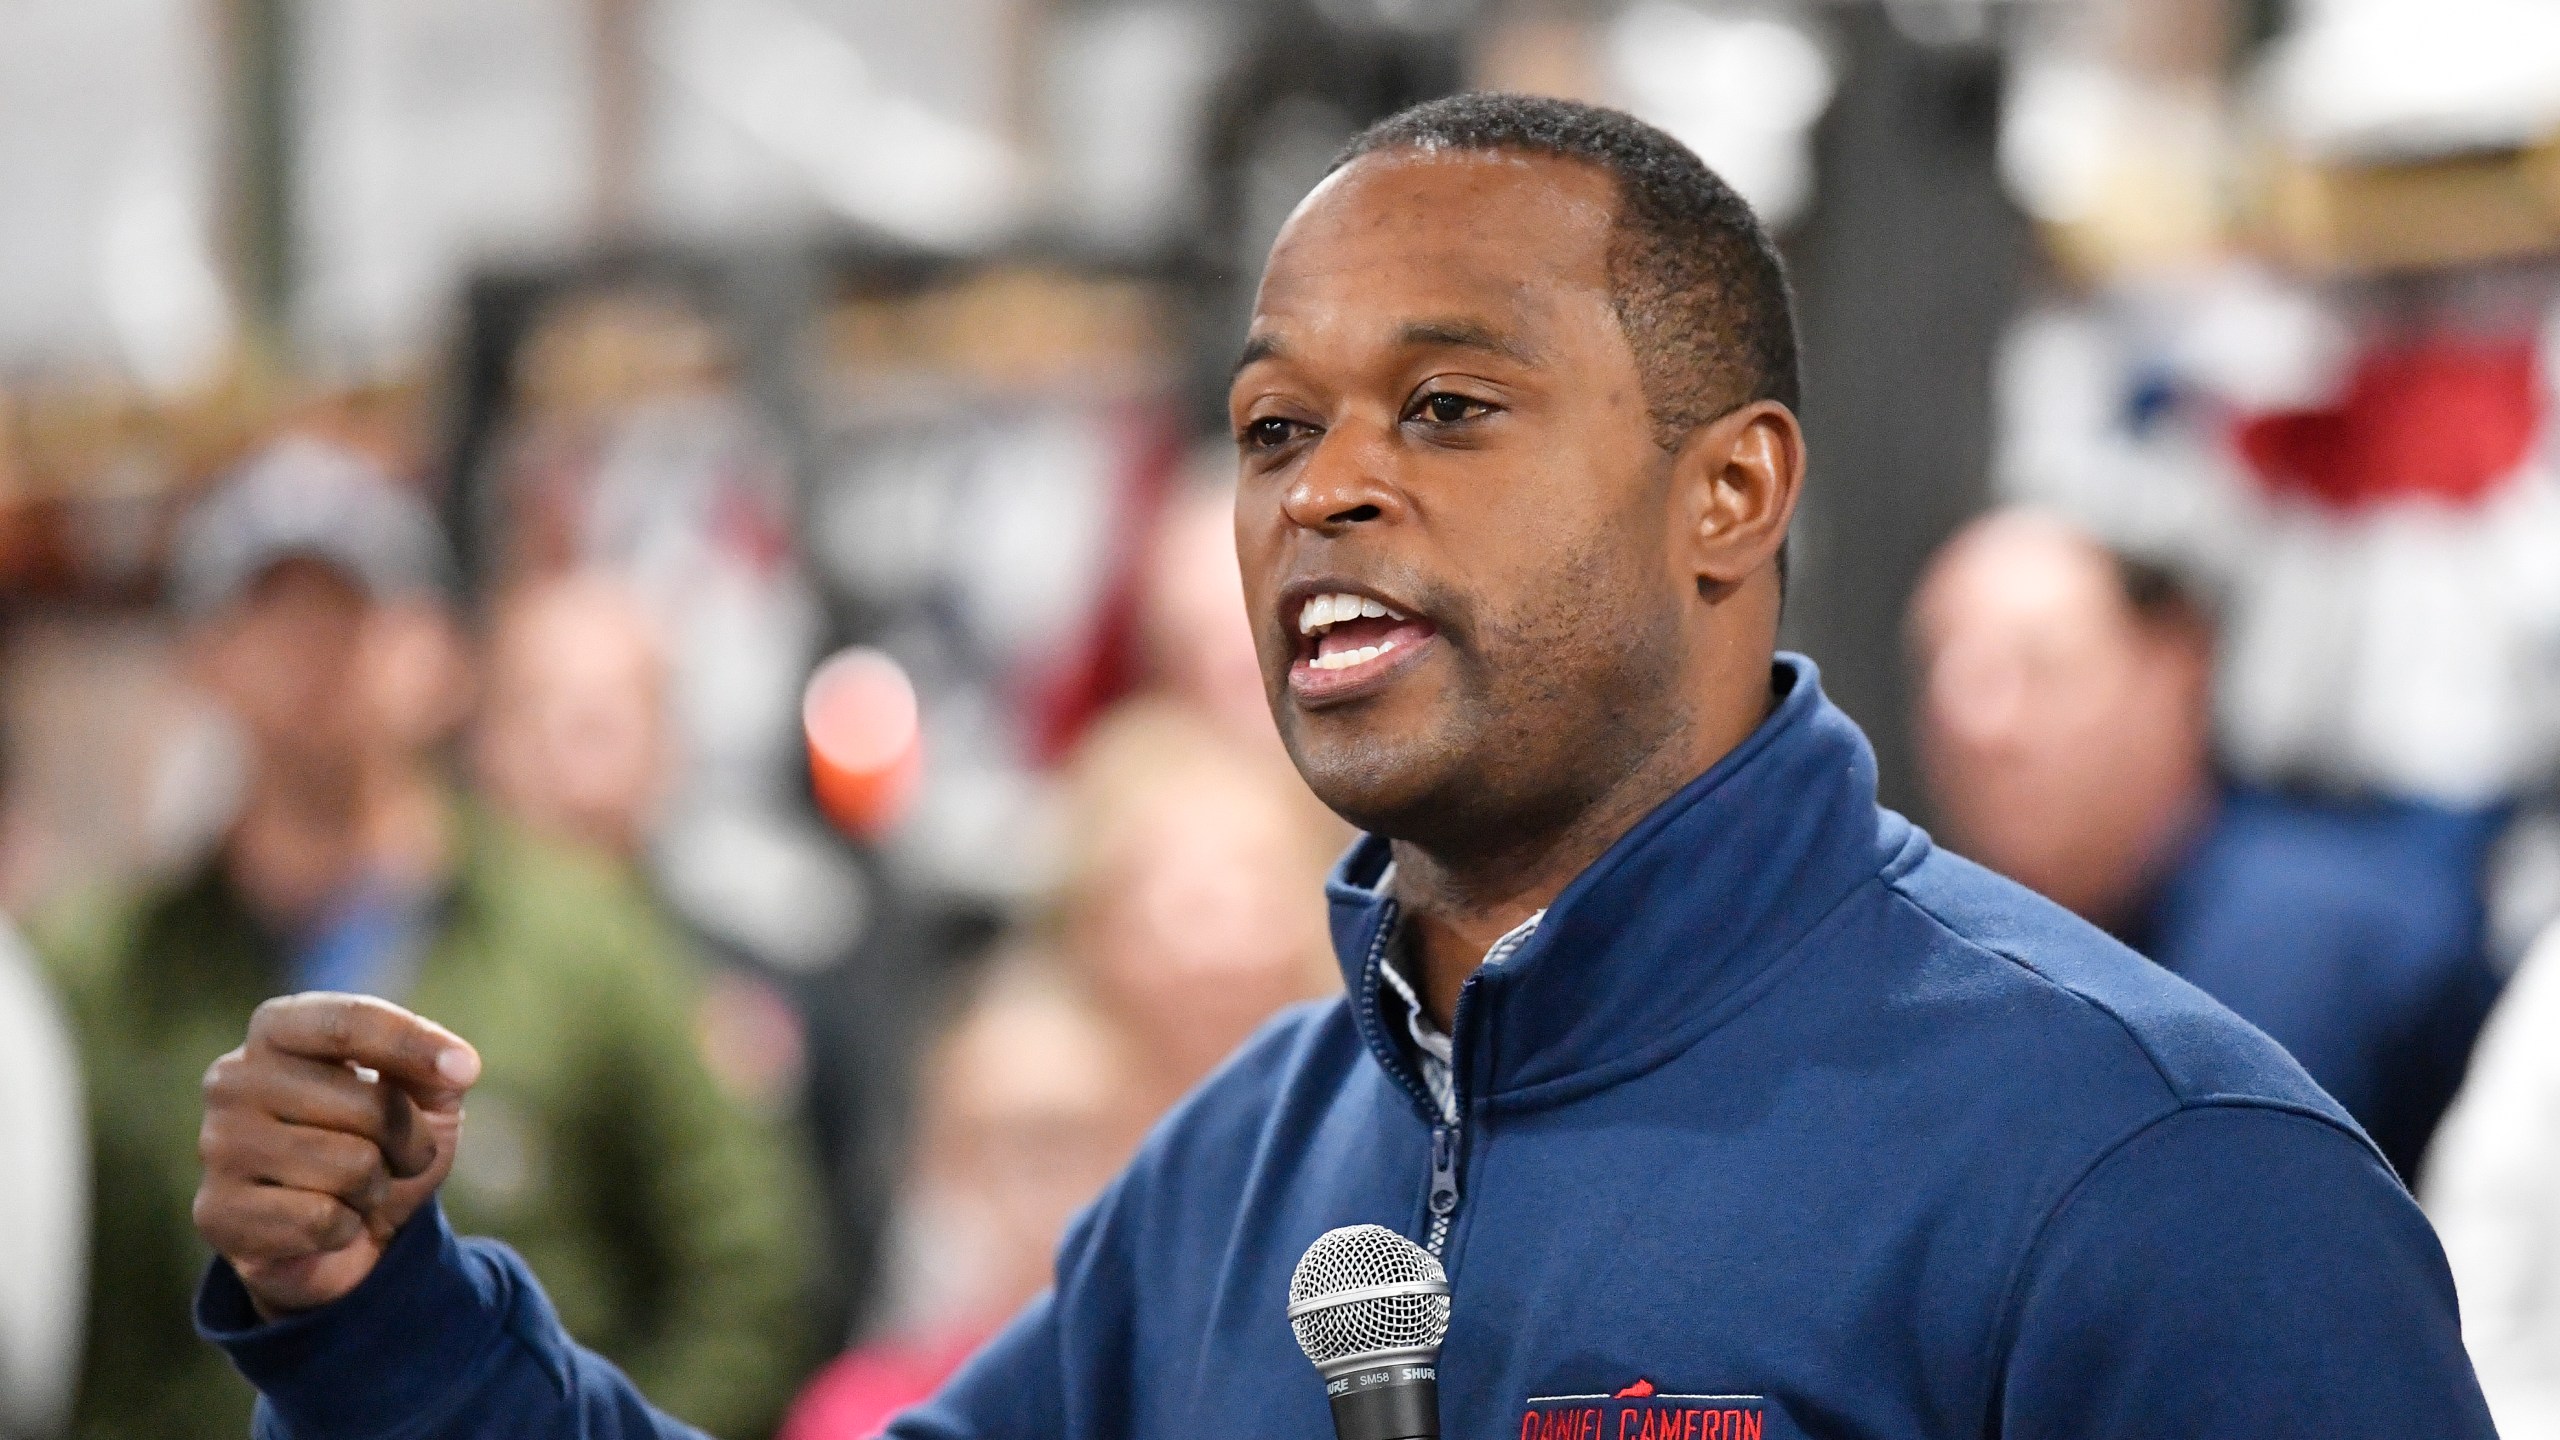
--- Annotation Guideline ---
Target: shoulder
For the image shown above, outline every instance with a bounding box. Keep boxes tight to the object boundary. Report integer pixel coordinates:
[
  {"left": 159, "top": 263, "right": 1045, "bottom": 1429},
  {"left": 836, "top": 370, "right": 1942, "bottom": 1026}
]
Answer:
[
  {"left": 2165, "top": 792, "right": 2489, "bottom": 956},
  {"left": 25, "top": 882, "right": 147, "bottom": 988},
  {"left": 449, "top": 805, "right": 686, "bottom": 971},
  {"left": 1883, "top": 842, "right": 2360, "bottom": 1133},
  {"left": 1875, "top": 854, "right": 2476, "bottom": 1422},
  {"left": 427, "top": 810, "right": 711, "bottom": 1081},
  {"left": 24, "top": 865, "right": 222, "bottom": 1014},
  {"left": 1052, "top": 993, "right": 1411, "bottom": 1310},
  {"left": 2204, "top": 788, "right": 2496, "bottom": 879},
  {"left": 1997, "top": 1101, "right": 2482, "bottom": 1438}
]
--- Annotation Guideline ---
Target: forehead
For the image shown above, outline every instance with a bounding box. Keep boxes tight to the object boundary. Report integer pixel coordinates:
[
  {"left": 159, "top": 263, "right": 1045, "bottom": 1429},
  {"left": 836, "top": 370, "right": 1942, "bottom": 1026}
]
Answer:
[
  {"left": 1914, "top": 523, "right": 2128, "bottom": 647},
  {"left": 232, "top": 556, "right": 370, "bottom": 616},
  {"left": 1250, "top": 149, "right": 1622, "bottom": 340}
]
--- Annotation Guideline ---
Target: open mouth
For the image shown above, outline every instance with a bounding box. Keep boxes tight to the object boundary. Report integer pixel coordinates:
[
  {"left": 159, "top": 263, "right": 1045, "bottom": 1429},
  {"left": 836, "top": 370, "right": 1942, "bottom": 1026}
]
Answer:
[{"left": 1289, "top": 589, "right": 1439, "bottom": 700}]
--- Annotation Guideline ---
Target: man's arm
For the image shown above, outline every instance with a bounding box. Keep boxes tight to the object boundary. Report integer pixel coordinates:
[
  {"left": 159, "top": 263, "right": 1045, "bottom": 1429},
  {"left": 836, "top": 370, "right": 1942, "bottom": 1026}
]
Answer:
[
  {"left": 194, "top": 992, "right": 1085, "bottom": 1440},
  {"left": 198, "top": 1197, "right": 711, "bottom": 1440},
  {"left": 1997, "top": 1103, "right": 2494, "bottom": 1438},
  {"left": 198, "top": 1198, "right": 1089, "bottom": 1440},
  {"left": 191, "top": 993, "right": 716, "bottom": 1439}
]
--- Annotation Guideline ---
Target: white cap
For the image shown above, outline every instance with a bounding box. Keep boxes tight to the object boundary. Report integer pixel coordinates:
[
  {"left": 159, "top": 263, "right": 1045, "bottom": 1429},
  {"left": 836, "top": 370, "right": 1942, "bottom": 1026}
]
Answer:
[{"left": 172, "top": 436, "right": 456, "bottom": 618}]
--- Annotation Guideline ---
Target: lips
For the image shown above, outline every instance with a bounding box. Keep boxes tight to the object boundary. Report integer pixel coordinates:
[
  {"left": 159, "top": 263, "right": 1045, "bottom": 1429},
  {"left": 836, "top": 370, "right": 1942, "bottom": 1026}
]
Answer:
[{"left": 1285, "top": 585, "right": 1439, "bottom": 703}]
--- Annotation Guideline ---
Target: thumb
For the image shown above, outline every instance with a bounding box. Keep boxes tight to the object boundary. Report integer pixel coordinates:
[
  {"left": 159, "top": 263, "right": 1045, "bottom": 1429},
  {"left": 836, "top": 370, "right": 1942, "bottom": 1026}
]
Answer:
[
  {"left": 375, "top": 1075, "right": 445, "bottom": 1181},
  {"left": 370, "top": 1087, "right": 467, "bottom": 1246},
  {"left": 374, "top": 1032, "right": 477, "bottom": 1181},
  {"left": 373, "top": 1036, "right": 478, "bottom": 1184}
]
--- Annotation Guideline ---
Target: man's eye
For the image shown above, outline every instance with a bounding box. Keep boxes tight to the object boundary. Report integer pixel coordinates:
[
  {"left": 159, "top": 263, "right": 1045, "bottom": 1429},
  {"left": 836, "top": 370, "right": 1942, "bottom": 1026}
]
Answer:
[
  {"left": 1242, "top": 417, "right": 1305, "bottom": 450},
  {"left": 1412, "top": 392, "right": 1492, "bottom": 425}
]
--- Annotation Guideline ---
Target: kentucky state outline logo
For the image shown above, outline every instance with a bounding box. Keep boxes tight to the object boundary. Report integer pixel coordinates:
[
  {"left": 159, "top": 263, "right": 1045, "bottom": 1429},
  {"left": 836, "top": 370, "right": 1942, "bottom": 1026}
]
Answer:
[{"left": 1519, "top": 1379, "right": 1784, "bottom": 1440}]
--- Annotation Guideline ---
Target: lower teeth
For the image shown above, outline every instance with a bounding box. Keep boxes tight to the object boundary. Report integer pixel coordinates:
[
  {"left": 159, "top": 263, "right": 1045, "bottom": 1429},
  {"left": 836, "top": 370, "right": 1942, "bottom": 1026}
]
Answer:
[{"left": 1312, "top": 640, "right": 1397, "bottom": 672}]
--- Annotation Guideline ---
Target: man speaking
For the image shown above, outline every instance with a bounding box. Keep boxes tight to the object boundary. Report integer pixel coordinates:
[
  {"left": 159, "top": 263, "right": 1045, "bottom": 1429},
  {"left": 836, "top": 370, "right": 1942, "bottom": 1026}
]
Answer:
[{"left": 191, "top": 96, "right": 2491, "bottom": 1439}]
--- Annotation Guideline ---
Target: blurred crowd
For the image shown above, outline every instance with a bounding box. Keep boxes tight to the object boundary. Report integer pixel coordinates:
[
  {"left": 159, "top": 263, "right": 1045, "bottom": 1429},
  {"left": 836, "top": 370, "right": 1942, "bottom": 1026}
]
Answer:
[
  {"left": 6, "top": 1, "right": 2560, "bottom": 1439},
  {"left": 2, "top": 428, "right": 1345, "bottom": 1440}
]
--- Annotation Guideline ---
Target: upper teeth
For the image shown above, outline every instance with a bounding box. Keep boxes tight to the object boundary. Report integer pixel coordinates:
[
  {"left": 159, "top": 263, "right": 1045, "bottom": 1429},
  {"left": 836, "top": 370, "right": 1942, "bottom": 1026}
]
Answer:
[{"left": 1297, "top": 592, "right": 1404, "bottom": 636}]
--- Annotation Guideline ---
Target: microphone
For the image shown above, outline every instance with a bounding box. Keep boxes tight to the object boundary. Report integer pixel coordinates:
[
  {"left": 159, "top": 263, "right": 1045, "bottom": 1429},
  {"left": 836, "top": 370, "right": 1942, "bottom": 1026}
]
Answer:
[{"left": 1287, "top": 1225, "right": 1451, "bottom": 1440}]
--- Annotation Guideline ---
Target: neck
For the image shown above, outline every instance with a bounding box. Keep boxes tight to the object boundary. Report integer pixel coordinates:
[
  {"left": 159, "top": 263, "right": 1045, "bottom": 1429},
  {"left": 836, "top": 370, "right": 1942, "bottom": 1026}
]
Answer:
[
  {"left": 1390, "top": 658, "right": 1775, "bottom": 1030},
  {"left": 227, "top": 756, "right": 451, "bottom": 933}
]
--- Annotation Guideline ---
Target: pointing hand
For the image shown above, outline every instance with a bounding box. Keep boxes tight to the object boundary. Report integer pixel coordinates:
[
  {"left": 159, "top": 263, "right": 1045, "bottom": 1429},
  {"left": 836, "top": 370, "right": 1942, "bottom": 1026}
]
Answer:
[{"left": 193, "top": 993, "right": 482, "bottom": 1318}]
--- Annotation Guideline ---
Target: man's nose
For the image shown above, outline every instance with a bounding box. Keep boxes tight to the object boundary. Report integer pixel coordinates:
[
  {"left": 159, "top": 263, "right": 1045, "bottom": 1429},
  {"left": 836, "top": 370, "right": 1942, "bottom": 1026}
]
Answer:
[{"left": 1279, "top": 421, "right": 1404, "bottom": 533}]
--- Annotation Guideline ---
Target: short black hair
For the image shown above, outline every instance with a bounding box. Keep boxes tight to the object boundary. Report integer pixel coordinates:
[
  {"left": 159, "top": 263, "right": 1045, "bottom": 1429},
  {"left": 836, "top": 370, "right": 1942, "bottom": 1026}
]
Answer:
[{"left": 1333, "top": 92, "right": 1801, "bottom": 450}]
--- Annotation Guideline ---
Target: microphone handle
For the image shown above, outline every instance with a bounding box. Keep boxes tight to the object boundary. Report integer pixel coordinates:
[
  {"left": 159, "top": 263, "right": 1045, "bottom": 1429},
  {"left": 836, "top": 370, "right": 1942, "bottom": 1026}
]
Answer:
[{"left": 1327, "top": 1360, "right": 1440, "bottom": 1440}]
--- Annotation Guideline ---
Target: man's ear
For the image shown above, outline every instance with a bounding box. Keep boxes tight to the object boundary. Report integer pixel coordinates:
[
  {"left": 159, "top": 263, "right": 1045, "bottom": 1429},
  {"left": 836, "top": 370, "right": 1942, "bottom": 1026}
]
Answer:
[{"left": 1671, "top": 400, "right": 1804, "bottom": 599}]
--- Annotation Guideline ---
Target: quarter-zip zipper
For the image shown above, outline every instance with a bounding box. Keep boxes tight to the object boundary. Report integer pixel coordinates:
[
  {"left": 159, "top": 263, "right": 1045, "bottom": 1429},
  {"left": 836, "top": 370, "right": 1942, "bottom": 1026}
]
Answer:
[
  {"left": 1426, "top": 1112, "right": 1462, "bottom": 1254},
  {"left": 1356, "top": 904, "right": 1465, "bottom": 1256},
  {"left": 1365, "top": 901, "right": 1539, "bottom": 1260},
  {"left": 1421, "top": 964, "right": 1487, "bottom": 1258},
  {"left": 1426, "top": 912, "right": 1545, "bottom": 1255}
]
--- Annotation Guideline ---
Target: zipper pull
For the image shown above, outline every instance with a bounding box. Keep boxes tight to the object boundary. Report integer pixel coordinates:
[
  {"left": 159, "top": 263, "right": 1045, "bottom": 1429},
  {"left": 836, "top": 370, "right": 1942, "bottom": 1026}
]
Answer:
[{"left": 1428, "top": 1124, "right": 1461, "bottom": 1219}]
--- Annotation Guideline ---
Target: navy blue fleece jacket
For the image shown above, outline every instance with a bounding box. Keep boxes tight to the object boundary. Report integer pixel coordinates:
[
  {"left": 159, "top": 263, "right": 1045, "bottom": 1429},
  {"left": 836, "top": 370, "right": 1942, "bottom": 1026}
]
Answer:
[{"left": 200, "top": 656, "right": 2492, "bottom": 1440}]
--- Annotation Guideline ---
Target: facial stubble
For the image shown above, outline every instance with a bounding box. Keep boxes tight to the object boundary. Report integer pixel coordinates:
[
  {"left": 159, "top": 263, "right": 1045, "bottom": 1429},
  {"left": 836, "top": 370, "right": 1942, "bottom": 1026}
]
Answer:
[{"left": 1279, "top": 526, "right": 1696, "bottom": 870}]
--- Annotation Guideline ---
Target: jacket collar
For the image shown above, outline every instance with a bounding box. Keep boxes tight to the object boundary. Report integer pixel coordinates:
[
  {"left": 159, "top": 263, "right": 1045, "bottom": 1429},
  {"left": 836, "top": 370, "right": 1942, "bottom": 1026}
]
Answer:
[{"left": 1323, "top": 653, "right": 1912, "bottom": 1111}]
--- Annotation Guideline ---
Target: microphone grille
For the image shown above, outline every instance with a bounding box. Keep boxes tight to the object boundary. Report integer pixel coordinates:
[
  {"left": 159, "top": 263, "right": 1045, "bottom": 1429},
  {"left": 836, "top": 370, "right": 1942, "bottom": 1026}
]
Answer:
[{"left": 1287, "top": 1224, "right": 1451, "bottom": 1366}]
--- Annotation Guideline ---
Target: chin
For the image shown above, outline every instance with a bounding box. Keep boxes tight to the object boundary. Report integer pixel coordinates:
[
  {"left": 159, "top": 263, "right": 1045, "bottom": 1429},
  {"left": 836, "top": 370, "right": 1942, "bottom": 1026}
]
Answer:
[{"left": 1282, "top": 728, "right": 1481, "bottom": 843}]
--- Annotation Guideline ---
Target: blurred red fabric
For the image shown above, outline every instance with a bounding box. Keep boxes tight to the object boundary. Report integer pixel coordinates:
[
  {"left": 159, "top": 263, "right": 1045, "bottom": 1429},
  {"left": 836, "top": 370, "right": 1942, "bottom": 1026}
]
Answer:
[
  {"left": 2233, "top": 336, "right": 2542, "bottom": 511},
  {"left": 777, "top": 1328, "right": 996, "bottom": 1440}
]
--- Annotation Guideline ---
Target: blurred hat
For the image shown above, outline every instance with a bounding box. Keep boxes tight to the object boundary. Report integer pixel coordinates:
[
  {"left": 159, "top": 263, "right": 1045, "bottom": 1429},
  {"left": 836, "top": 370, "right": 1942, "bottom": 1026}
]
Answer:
[{"left": 172, "top": 437, "right": 455, "bottom": 617}]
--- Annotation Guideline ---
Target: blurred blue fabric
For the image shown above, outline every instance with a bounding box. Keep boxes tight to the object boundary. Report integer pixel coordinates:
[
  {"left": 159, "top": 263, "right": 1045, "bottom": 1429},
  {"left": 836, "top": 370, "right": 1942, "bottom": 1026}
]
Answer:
[{"left": 2120, "top": 785, "right": 2507, "bottom": 1181}]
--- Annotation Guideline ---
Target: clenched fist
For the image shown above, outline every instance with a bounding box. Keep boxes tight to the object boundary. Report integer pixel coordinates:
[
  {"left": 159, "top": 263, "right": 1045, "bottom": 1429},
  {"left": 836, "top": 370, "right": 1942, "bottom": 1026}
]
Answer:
[{"left": 194, "top": 993, "right": 483, "bottom": 1318}]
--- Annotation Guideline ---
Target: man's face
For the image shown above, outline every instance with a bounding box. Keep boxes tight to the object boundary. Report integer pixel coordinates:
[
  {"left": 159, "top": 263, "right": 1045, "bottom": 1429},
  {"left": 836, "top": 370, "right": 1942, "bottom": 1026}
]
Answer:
[
  {"left": 477, "top": 582, "right": 668, "bottom": 858},
  {"left": 1909, "top": 519, "right": 2211, "bottom": 924},
  {"left": 191, "top": 558, "right": 374, "bottom": 794},
  {"left": 1229, "top": 150, "right": 1694, "bottom": 844}
]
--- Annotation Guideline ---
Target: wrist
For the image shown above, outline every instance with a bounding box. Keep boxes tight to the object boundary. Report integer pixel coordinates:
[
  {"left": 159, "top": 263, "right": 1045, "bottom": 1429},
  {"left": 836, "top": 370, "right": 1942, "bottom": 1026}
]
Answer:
[{"left": 197, "top": 1199, "right": 507, "bottom": 1437}]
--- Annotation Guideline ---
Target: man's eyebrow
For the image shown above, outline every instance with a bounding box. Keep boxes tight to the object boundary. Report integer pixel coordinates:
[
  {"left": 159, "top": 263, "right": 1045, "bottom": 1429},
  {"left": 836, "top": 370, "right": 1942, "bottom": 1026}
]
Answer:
[
  {"left": 1394, "top": 319, "right": 1541, "bottom": 366},
  {"left": 1230, "top": 320, "right": 1541, "bottom": 379},
  {"left": 1232, "top": 333, "right": 1285, "bottom": 377}
]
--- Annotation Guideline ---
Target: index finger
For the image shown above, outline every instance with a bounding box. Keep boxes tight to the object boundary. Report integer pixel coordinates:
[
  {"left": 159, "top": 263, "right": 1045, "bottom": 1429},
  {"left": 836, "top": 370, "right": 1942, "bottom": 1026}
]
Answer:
[{"left": 247, "top": 994, "right": 482, "bottom": 1109}]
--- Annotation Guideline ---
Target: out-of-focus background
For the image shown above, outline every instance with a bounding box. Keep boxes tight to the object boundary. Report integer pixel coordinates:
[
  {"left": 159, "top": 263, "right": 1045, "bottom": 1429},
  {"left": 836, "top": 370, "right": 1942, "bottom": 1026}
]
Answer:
[{"left": 3, "top": 0, "right": 2560, "bottom": 1436}]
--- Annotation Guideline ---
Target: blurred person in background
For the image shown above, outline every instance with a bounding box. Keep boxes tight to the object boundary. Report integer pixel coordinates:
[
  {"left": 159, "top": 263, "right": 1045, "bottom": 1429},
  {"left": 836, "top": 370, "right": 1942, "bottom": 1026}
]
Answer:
[
  {"left": 34, "top": 439, "right": 822, "bottom": 1440},
  {"left": 1051, "top": 700, "right": 1340, "bottom": 1118},
  {"left": 1137, "top": 476, "right": 1287, "bottom": 760},
  {"left": 779, "top": 955, "right": 1137, "bottom": 1440},
  {"left": 473, "top": 568, "right": 845, "bottom": 1312},
  {"left": 0, "top": 907, "right": 83, "bottom": 1440},
  {"left": 2426, "top": 914, "right": 2560, "bottom": 1438},
  {"left": 1910, "top": 507, "right": 2504, "bottom": 1180},
  {"left": 472, "top": 572, "right": 672, "bottom": 864},
  {"left": 1132, "top": 466, "right": 1349, "bottom": 849},
  {"left": 471, "top": 568, "right": 815, "bottom": 1119}
]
